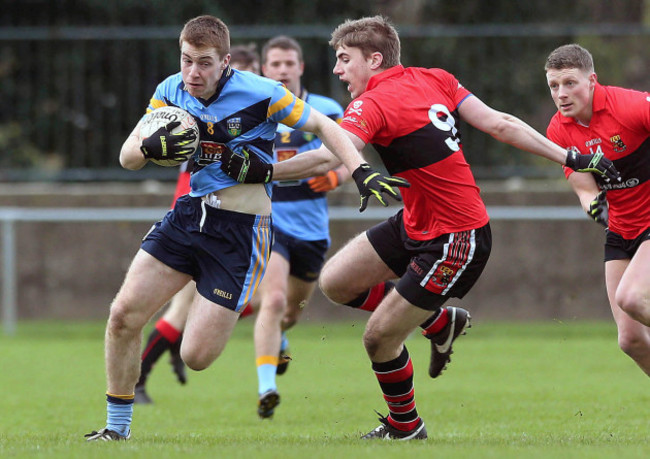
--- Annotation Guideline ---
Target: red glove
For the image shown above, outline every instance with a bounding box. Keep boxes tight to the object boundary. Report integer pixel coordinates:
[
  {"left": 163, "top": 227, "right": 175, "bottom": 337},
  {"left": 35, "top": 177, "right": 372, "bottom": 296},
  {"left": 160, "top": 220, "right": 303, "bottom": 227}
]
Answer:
[{"left": 307, "top": 170, "right": 339, "bottom": 192}]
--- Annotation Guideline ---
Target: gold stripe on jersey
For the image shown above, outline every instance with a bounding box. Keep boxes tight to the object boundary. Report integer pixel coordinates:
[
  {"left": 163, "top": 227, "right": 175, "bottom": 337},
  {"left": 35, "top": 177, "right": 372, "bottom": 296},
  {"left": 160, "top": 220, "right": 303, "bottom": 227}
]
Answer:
[
  {"left": 279, "top": 97, "right": 306, "bottom": 127},
  {"left": 267, "top": 88, "right": 294, "bottom": 118},
  {"left": 147, "top": 99, "right": 169, "bottom": 113}
]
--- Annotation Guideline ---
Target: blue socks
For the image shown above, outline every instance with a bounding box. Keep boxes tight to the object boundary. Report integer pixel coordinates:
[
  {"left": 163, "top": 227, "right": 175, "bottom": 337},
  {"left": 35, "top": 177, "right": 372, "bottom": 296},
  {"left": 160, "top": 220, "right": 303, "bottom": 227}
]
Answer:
[
  {"left": 106, "top": 394, "right": 134, "bottom": 437},
  {"left": 280, "top": 332, "right": 289, "bottom": 353}
]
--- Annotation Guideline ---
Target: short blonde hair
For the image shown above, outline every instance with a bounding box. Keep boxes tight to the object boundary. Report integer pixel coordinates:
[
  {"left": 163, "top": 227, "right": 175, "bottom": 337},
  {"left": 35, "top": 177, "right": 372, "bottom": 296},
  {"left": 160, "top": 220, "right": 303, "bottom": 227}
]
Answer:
[{"left": 329, "top": 15, "right": 400, "bottom": 68}]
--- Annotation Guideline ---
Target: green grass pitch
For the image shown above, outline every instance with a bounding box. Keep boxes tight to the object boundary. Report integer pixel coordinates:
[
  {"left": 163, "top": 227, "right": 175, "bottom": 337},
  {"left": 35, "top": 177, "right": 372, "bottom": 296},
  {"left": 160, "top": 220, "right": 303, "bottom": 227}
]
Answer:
[{"left": 1, "top": 318, "right": 648, "bottom": 458}]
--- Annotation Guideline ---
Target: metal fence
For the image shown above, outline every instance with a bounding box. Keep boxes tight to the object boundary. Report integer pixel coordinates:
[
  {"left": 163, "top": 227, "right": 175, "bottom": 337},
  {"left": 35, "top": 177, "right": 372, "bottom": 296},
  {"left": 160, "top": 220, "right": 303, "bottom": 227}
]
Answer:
[
  {"left": 0, "top": 204, "right": 586, "bottom": 334},
  {"left": 3, "top": 23, "right": 650, "bottom": 180}
]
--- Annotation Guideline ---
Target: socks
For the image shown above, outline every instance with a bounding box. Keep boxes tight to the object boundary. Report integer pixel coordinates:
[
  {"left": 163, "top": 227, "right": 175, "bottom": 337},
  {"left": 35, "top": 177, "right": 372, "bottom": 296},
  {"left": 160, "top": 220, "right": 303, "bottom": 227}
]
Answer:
[
  {"left": 420, "top": 308, "right": 448, "bottom": 337},
  {"left": 106, "top": 393, "right": 134, "bottom": 437},
  {"left": 137, "top": 318, "right": 182, "bottom": 386},
  {"left": 280, "top": 332, "right": 289, "bottom": 353},
  {"left": 256, "top": 355, "right": 279, "bottom": 394},
  {"left": 372, "top": 346, "right": 420, "bottom": 432},
  {"left": 344, "top": 281, "right": 395, "bottom": 311}
]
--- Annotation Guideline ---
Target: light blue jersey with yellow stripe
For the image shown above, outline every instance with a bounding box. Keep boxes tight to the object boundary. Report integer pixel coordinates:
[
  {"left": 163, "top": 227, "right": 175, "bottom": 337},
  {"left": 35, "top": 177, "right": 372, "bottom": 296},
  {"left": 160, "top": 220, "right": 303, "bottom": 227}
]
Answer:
[
  {"left": 272, "top": 91, "right": 343, "bottom": 242},
  {"left": 145, "top": 67, "right": 312, "bottom": 198},
  {"left": 141, "top": 68, "right": 311, "bottom": 310}
]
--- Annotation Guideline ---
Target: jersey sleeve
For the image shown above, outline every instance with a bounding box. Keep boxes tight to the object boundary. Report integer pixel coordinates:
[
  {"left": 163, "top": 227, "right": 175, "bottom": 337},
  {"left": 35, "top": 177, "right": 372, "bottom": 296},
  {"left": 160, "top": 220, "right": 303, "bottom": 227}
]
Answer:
[
  {"left": 339, "top": 96, "right": 384, "bottom": 144},
  {"left": 267, "top": 85, "right": 312, "bottom": 130},
  {"left": 444, "top": 71, "right": 472, "bottom": 108},
  {"left": 145, "top": 75, "right": 178, "bottom": 114}
]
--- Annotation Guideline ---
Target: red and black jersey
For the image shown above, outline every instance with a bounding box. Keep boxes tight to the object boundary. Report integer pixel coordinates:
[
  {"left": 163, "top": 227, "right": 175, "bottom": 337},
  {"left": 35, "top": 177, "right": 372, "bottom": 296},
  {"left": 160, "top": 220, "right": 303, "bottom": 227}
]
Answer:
[
  {"left": 547, "top": 83, "right": 650, "bottom": 239},
  {"left": 340, "top": 65, "right": 489, "bottom": 241}
]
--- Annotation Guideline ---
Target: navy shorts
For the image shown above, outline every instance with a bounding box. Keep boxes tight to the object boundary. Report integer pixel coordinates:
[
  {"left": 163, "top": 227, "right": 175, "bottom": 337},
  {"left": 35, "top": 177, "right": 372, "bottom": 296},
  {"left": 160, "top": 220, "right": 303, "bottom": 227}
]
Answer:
[
  {"left": 604, "top": 227, "right": 650, "bottom": 262},
  {"left": 141, "top": 195, "right": 272, "bottom": 311},
  {"left": 272, "top": 229, "right": 329, "bottom": 282},
  {"left": 367, "top": 209, "right": 492, "bottom": 311}
]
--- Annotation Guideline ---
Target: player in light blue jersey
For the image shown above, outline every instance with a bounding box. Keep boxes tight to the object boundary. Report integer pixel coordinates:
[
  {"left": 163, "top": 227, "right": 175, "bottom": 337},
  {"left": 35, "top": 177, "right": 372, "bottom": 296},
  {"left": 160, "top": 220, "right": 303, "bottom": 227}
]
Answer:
[
  {"left": 85, "top": 15, "right": 404, "bottom": 442},
  {"left": 133, "top": 45, "right": 262, "bottom": 406},
  {"left": 253, "top": 35, "right": 350, "bottom": 419}
]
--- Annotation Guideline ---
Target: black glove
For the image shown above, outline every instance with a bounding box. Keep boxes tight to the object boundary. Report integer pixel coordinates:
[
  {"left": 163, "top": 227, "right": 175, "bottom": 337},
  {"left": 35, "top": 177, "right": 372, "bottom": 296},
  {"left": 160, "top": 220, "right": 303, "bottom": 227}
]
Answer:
[
  {"left": 351, "top": 163, "right": 411, "bottom": 212},
  {"left": 219, "top": 146, "right": 273, "bottom": 183},
  {"left": 588, "top": 190, "right": 609, "bottom": 227},
  {"left": 565, "top": 148, "right": 620, "bottom": 182},
  {"left": 140, "top": 121, "right": 197, "bottom": 162}
]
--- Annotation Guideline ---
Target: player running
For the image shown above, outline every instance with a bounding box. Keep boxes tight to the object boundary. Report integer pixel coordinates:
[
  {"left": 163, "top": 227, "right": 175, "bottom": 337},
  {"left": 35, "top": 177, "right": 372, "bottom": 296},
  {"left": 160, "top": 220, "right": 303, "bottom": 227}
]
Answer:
[
  {"left": 219, "top": 15, "right": 620, "bottom": 440},
  {"left": 85, "top": 15, "right": 404, "bottom": 442},
  {"left": 545, "top": 43, "right": 650, "bottom": 378}
]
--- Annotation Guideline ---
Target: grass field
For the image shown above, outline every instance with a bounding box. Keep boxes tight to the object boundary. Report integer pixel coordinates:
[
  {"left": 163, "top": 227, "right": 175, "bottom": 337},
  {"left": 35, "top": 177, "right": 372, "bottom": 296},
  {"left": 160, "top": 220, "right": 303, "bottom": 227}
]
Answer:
[{"left": 1, "top": 318, "right": 649, "bottom": 458}]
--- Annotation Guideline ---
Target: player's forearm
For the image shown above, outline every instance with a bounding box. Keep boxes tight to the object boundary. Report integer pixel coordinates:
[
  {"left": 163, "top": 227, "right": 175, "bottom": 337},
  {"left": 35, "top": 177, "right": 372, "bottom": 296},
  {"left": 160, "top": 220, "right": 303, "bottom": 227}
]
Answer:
[
  {"left": 315, "top": 117, "right": 364, "bottom": 173},
  {"left": 493, "top": 115, "right": 568, "bottom": 165},
  {"left": 272, "top": 146, "right": 341, "bottom": 180},
  {"left": 301, "top": 110, "right": 363, "bottom": 175},
  {"left": 119, "top": 123, "right": 147, "bottom": 170},
  {"left": 568, "top": 172, "right": 601, "bottom": 213}
]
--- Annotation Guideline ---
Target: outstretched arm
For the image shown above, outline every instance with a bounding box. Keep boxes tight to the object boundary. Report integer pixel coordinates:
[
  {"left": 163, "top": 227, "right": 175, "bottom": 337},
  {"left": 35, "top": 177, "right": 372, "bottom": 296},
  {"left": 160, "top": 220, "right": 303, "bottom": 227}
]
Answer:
[
  {"left": 297, "top": 109, "right": 364, "bottom": 175},
  {"left": 458, "top": 96, "right": 620, "bottom": 181},
  {"left": 220, "top": 109, "right": 410, "bottom": 211}
]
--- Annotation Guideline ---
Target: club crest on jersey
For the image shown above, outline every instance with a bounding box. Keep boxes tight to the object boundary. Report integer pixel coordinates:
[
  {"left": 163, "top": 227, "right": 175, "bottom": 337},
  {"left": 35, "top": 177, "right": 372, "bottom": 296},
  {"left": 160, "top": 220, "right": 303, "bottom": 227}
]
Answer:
[
  {"left": 610, "top": 134, "right": 626, "bottom": 153},
  {"left": 227, "top": 117, "right": 242, "bottom": 137},
  {"left": 347, "top": 100, "right": 364, "bottom": 116}
]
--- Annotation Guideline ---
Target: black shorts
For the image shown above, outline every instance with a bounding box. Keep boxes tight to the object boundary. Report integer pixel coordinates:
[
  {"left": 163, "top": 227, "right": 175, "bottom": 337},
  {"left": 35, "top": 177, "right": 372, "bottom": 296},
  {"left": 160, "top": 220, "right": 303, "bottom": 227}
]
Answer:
[
  {"left": 367, "top": 209, "right": 492, "bottom": 311},
  {"left": 141, "top": 195, "right": 272, "bottom": 312},
  {"left": 604, "top": 227, "right": 650, "bottom": 262},
  {"left": 272, "top": 229, "right": 329, "bottom": 282}
]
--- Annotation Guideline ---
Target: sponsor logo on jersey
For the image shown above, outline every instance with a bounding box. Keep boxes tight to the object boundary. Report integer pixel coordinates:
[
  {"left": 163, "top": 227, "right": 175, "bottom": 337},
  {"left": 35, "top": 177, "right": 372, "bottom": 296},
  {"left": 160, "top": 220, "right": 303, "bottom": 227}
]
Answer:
[
  {"left": 600, "top": 177, "right": 640, "bottom": 190},
  {"left": 276, "top": 148, "right": 297, "bottom": 162},
  {"left": 610, "top": 134, "right": 627, "bottom": 153},
  {"left": 199, "top": 114, "right": 219, "bottom": 122},
  {"left": 227, "top": 117, "right": 242, "bottom": 136},
  {"left": 197, "top": 141, "right": 228, "bottom": 166},
  {"left": 342, "top": 116, "right": 370, "bottom": 135},
  {"left": 585, "top": 138, "right": 601, "bottom": 147}
]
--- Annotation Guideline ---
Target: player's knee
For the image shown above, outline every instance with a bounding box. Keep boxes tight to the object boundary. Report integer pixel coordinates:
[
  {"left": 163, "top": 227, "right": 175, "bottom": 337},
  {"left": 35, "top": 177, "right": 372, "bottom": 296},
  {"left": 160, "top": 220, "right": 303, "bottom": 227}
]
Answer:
[
  {"left": 181, "top": 348, "right": 214, "bottom": 371},
  {"left": 318, "top": 269, "right": 350, "bottom": 304},
  {"left": 262, "top": 291, "right": 287, "bottom": 317},
  {"left": 107, "top": 301, "right": 143, "bottom": 337},
  {"left": 318, "top": 266, "right": 334, "bottom": 297},
  {"left": 282, "top": 311, "right": 300, "bottom": 329},
  {"left": 618, "top": 330, "right": 648, "bottom": 359},
  {"left": 362, "top": 329, "right": 382, "bottom": 360},
  {"left": 616, "top": 289, "right": 650, "bottom": 322}
]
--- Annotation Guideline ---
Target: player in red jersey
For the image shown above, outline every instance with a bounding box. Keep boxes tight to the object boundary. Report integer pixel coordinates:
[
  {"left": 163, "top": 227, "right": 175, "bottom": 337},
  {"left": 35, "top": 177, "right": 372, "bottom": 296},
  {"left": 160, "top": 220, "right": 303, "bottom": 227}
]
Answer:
[
  {"left": 219, "top": 16, "right": 619, "bottom": 440},
  {"left": 545, "top": 43, "right": 650, "bottom": 377}
]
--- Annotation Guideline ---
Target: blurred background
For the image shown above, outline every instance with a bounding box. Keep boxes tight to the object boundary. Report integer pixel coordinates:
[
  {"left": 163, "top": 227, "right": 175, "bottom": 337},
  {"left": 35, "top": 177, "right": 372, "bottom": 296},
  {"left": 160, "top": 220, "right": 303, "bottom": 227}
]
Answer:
[{"left": 2, "top": 0, "right": 649, "bottom": 330}]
